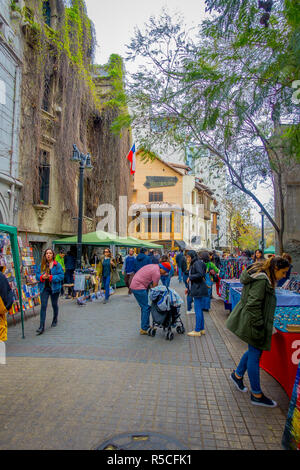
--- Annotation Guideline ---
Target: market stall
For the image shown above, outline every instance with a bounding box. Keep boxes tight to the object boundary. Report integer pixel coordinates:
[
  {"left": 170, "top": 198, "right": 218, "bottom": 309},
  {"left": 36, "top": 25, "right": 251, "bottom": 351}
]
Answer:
[
  {"left": 0, "top": 224, "right": 25, "bottom": 338},
  {"left": 220, "top": 279, "right": 243, "bottom": 311},
  {"left": 52, "top": 231, "right": 163, "bottom": 299},
  {"left": 282, "top": 362, "right": 300, "bottom": 450}
]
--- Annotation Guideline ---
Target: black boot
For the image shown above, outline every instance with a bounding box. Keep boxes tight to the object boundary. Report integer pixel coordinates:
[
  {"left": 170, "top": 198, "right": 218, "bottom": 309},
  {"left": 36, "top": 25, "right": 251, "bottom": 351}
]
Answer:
[{"left": 36, "top": 327, "right": 44, "bottom": 335}]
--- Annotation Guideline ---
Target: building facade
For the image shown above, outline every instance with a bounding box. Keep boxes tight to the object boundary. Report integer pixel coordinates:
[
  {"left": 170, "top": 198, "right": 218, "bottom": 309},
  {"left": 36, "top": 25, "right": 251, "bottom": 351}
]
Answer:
[
  {"left": 129, "top": 151, "right": 216, "bottom": 251},
  {"left": 10, "top": 1, "right": 132, "bottom": 263},
  {"left": 0, "top": 0, "right": 23, "bottom": 225}
]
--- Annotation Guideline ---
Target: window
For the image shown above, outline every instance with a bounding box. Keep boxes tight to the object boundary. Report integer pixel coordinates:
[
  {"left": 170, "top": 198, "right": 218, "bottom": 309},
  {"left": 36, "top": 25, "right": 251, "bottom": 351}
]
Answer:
[
  {"left": 37, "top": 150, "right": 50, "bottom": 205},
  {"left": 42, "top": 71, "right": 54, "bottom": 112},
  {"left": 174, "top": 213, "right": 181, "bottom": 233},
  {"left": 43, "top": 1, "right": 51, "bottom": 27},
  {"left": 149, "top": 192, "right": 163, "bottom": 202},
  {"left": 161, "top": 213, "right": 171, "bottom": 234}
]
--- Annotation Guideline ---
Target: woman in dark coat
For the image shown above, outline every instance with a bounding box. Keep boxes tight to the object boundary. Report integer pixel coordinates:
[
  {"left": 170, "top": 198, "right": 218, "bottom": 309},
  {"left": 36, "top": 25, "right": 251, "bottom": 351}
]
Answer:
[
  {"left": 226, "top": 256, "right": 290, "bottom": 408},
  {"left": 185, "top": 251, "right": 208, "bottom": 337}
]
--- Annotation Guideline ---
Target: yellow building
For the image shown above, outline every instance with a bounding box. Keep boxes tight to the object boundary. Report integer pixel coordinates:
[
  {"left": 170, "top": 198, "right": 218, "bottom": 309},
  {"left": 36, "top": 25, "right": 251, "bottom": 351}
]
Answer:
[{"left": 129, "top": 151, "right": 217, "bottom": 250}]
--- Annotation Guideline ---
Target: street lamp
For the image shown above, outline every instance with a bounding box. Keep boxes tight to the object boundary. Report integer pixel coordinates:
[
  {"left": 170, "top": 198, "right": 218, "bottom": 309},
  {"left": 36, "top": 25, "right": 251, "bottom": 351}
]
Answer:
[
  {"left": 259, "top": 209, "right": 265, "bottom": 256},
  {"left": 70, "top": 144, "right": 93, "bottom": 270}
]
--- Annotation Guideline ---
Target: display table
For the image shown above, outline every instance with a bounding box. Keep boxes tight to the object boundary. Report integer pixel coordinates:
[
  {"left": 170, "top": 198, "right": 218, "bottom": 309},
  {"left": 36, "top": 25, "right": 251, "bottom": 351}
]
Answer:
[
  {"left": 282, "top": 362, "right": 300, "bottom": 450},
  {"left": 260, "top": 330, "right": 300, "bottom": 399},
  {"left": 220, "top": 279, "right": 242, "bottom": 311}
]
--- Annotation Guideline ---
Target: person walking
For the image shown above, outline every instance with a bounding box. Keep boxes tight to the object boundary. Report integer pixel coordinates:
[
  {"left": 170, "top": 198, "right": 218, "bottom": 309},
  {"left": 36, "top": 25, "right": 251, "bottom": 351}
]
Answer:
[
  {"left": 199, "top": 251, "right": 219, "bottom": 312},
  {"left": 133, "top": 248, "right": 151, "bottom": 273},
  {"left": 277, "top": 253, "right": 292, "bottom": 287},
  {"left": 122, "top": 248, "right": 136, "bottom": 294},
  {"left": 36, "top": 248, "right": 65, "bottom": 335},
  {"left": 55, "top": 248, "right": 66, "bottom": 296},
  {"left": 186, "top": 250, "right": 208, "bottom": 337},
  {"left": 181, "top": 252, "right": 194, "bottom": 314},
  {"left": 253, "top": 249, "right": 265, "bottom": 263},
  {"left": 0, "top": 268, "right": 14, "bottom": 342},
  {"left": 96, "top": 248, "right": 117, "bottom": 304},
  {"left": 130, "top": 262, "right": 170, "bottom": 335},
  {"left": 176, "top": 249, "right": 184, "bottom": 283},
  {"left": 226, "top": 256, "right": 290, "bottom": 407},
  {"left": 64, "top": 250, "right": 76, "bottom": 298}
]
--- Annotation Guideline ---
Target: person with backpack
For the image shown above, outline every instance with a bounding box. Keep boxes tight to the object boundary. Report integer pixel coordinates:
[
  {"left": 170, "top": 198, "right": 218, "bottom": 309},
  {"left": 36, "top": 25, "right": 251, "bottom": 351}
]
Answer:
[
  {"left": 182, "top": 252, "right": 194, "bottom": 314},
  {"left": 199, "top": 251, "right": 219, "bottom": 312},
  {"left": 122, "top": 248, "right": 136, "bottom": 294},
  {"left": 133, "top": 248, "right": 152, "bottom": 273},
  {"left": 185, "top": 250, "right": 208, "bottom": 337},
  {"left": 226, "top": 256, "right": 290, "bottom": 408}
]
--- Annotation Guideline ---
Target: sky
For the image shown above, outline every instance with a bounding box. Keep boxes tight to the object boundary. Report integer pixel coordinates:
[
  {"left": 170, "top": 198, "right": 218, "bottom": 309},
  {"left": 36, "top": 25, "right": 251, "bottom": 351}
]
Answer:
[
  {"left": 84, "top": 0, "right": 273, "bottom": 225},
  {"left": 85, "top": 0, "right": 207, "bottom": 67}
]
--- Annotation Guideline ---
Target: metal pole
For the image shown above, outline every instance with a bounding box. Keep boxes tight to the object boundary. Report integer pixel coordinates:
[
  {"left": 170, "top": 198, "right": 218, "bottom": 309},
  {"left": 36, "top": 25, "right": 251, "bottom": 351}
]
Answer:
[
  {"left": 77, "top": 160, "right": 84, "bottom": 270},
  {"left": 261, "top": 211, "right": 265, "bottom": 257}
]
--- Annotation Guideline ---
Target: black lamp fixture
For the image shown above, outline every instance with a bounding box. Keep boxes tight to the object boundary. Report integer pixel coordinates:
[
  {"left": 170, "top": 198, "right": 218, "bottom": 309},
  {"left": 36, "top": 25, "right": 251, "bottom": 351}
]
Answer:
[{"left": 70, "top": 144, "right": 93, "bottom": 269}]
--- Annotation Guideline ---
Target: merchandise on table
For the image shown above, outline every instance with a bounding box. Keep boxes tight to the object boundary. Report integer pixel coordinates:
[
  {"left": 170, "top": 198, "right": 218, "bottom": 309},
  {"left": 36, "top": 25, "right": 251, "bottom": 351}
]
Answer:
[
  {"left": 282, "top": 363, "right": 300, "bottom": 450},
  {"left": 219, "top": 259, "right": 252, "bottom": 280},
  {"left": 230, "top": 286, "right": 300, "bottom": 332},
  {"left": 220, "top": 279, "right": 242, "bottom": 311},
  {"left": 281, "top": 279, "right": 300, "bottom": 294}
]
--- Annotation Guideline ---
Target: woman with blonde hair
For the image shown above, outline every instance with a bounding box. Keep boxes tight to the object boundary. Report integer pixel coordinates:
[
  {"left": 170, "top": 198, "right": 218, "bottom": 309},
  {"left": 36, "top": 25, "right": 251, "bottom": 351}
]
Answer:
[
  {"left": 226, "top": 256, "right": 290, "bottom": 407},
  {"left": 36, "top": 248, "right": 65, "bottom": 335}
]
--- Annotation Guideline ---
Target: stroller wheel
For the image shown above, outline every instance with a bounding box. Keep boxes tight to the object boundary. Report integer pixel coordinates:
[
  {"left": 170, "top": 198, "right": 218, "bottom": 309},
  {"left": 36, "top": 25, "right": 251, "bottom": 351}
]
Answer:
[
  {"left": 148, "top": 327, "right": 156, "bottom": 337},
  {"left": 176, "top": 326, "right": 185, "bottom": 334}
]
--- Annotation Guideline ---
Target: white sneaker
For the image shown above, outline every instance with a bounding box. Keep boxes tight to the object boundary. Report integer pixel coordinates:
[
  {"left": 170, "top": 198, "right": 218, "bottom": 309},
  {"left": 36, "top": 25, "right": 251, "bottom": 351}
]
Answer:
[{"left": 186, "top": 310, "right": 195, "bottom": 314}]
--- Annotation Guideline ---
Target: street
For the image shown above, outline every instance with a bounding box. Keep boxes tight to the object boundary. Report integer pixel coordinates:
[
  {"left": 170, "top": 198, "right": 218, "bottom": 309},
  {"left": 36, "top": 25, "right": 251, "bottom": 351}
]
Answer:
[{"left": 0, "top": 279, "right": 290, "bottom": 450}]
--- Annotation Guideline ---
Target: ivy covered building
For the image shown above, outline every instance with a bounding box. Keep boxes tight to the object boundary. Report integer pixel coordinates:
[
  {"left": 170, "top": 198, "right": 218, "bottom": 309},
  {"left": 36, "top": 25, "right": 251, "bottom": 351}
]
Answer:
[{"left": 8, "top": 0, "right": 132, "bottom": 262}]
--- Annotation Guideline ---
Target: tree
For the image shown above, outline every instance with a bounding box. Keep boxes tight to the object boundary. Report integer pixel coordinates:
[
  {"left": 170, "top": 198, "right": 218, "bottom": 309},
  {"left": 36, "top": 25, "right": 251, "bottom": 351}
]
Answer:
[{"left": 124, "top": 2, "right": 299, "bottom": 254}]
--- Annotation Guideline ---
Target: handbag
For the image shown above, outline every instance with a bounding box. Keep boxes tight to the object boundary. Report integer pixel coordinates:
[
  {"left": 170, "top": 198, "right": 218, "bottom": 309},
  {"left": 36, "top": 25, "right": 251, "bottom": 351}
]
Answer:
[
  {"left": 209, "top": 268, "right": 218, "bottom": 283},
  {"left": 0, "top": 295, "right": 7, "bottom": 316}
]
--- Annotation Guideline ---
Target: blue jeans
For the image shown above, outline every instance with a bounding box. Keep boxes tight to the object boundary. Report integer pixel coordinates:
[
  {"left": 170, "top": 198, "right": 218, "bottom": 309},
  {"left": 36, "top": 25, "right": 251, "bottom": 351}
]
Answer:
[
  {"left": 132, "top": 289, "right": 150, "bottom": 331},
  {"left": 102, "top": 275, "right": 111, "bottom": 300},
  {"left": 183, "top": 272, "right": 193, "bottom": 311},
  {"left": 178, "top": 267, "right": 183, "bottom": 282},
  {"left": 235, "top": 345, "right": 263, "bottom": 394},
  {"left": 194, "top": 297, "right": 205, "bottom": 332},
  {"left": 40, "top": 287, "right": 60, "bottom": 329}
]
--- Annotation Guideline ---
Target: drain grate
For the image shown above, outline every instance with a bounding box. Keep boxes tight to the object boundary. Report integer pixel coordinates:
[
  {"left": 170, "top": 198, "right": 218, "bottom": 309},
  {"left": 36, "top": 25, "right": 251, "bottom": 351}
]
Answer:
[{"left": 96, "top": 432, "right": 189, "bottom": 450}]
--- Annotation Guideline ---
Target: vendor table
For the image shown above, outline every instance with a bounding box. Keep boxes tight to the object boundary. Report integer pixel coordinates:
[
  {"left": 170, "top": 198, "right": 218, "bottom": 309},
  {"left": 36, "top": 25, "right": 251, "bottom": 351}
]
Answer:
[
  {"left": 220, "top": 279, "right": 242, "bottom": 311},
  {"left": 259, "top": 330, "right": 300, "bottom": 399}
]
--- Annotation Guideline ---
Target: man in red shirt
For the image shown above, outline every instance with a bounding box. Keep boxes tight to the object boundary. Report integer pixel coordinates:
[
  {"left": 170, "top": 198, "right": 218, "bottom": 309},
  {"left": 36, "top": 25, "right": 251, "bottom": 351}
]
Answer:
[{"left": 130, "top": 262, "right": 171, "bottom": 335}]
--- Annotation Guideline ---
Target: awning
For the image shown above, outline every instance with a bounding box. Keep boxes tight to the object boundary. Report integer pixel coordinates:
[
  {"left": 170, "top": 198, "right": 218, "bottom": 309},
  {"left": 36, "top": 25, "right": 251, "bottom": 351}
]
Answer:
[{"left": 53, "top": 231, "right": 163, "bottom": 249}]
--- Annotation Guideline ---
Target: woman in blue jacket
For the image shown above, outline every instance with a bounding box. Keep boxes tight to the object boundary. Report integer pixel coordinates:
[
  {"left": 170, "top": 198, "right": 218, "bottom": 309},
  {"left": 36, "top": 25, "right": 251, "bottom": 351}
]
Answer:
[{"left": 36, "top": 248, "right": 64, "bottom": 335}]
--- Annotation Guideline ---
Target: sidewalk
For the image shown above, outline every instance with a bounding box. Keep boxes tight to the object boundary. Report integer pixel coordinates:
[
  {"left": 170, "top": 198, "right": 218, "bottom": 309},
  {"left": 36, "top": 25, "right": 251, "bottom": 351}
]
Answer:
[{"left": 0, "top": 279, "right": 290, "bottom": 450}]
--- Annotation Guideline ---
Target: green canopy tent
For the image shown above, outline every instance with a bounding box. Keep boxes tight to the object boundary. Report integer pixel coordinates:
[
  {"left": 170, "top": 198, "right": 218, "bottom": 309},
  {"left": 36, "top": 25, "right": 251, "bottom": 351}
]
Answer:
[
  {"left": 53, "top": 231, "right": 163, "bottom": 249},
  {"left": 0, "top": 224, "right": 25, "bottom": 339},
  {"left": 264, "top": 245, "right": 275, "bottom": 254}
]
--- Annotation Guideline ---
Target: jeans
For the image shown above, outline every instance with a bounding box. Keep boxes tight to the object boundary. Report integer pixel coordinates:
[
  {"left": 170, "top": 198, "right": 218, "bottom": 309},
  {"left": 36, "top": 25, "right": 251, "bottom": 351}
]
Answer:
[
  {"left": 131, "top": 289, "right": 150, "bottom": 331},
  {"left": 183, "top": 272, "right": 193, "bottom": 311},
  {"left": 194, "top": 297, "right": 205, "bottom": 332},
  {"left": 178, "top": 267, "right": 183, "bottom": 282},
  {"left": 102, "top": 275, "right": 111, "bottom": 300},
  {"left": 203, "top": 273, "right": 212, "bottom": 310},
  {"left": 40, "top": 287, "right": 60, "bottom": 329},
  {"left": 235, "top": 344, "right": 263, "bottom": 394}
]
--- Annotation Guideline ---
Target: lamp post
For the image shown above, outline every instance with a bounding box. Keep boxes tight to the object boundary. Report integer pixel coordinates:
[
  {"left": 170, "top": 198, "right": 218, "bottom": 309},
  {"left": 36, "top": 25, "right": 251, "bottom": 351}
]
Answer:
[
  {"left": 260, "top": 209, "right": 265, "bottom": 256},
  {"left": 70, "top": 144, "right": 93, "bottom": 270}
]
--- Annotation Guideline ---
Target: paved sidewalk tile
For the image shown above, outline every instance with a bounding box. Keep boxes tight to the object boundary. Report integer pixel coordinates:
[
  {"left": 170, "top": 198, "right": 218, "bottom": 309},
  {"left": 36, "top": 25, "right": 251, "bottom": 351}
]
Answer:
[{"left": 0, "top": 280, "right": 290, "bottom": 450}]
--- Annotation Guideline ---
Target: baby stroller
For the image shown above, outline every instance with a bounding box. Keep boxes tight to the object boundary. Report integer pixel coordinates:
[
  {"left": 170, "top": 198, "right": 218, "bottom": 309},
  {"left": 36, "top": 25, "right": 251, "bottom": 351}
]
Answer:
[{"left": 148, "top": 287, "right": 185, "bottom": 341}]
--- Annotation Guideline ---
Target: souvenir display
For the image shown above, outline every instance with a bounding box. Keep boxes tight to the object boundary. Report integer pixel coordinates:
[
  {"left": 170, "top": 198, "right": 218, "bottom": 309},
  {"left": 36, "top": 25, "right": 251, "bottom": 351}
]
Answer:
[
  {"left": 282, "top": 363, "right": 300, "bottom": 450},
  {"left": 0, "top": 235, "right": 40, "bottom": 315},
  {"left": 219, "top": 258, "right": 252, "bottom": 280}
]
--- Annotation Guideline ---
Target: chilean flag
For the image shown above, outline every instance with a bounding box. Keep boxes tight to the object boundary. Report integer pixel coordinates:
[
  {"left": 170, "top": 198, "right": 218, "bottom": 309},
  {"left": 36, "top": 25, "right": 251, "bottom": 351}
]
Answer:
[{"left": 126, "top": 143, "right": 136, "bottom": 175}]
